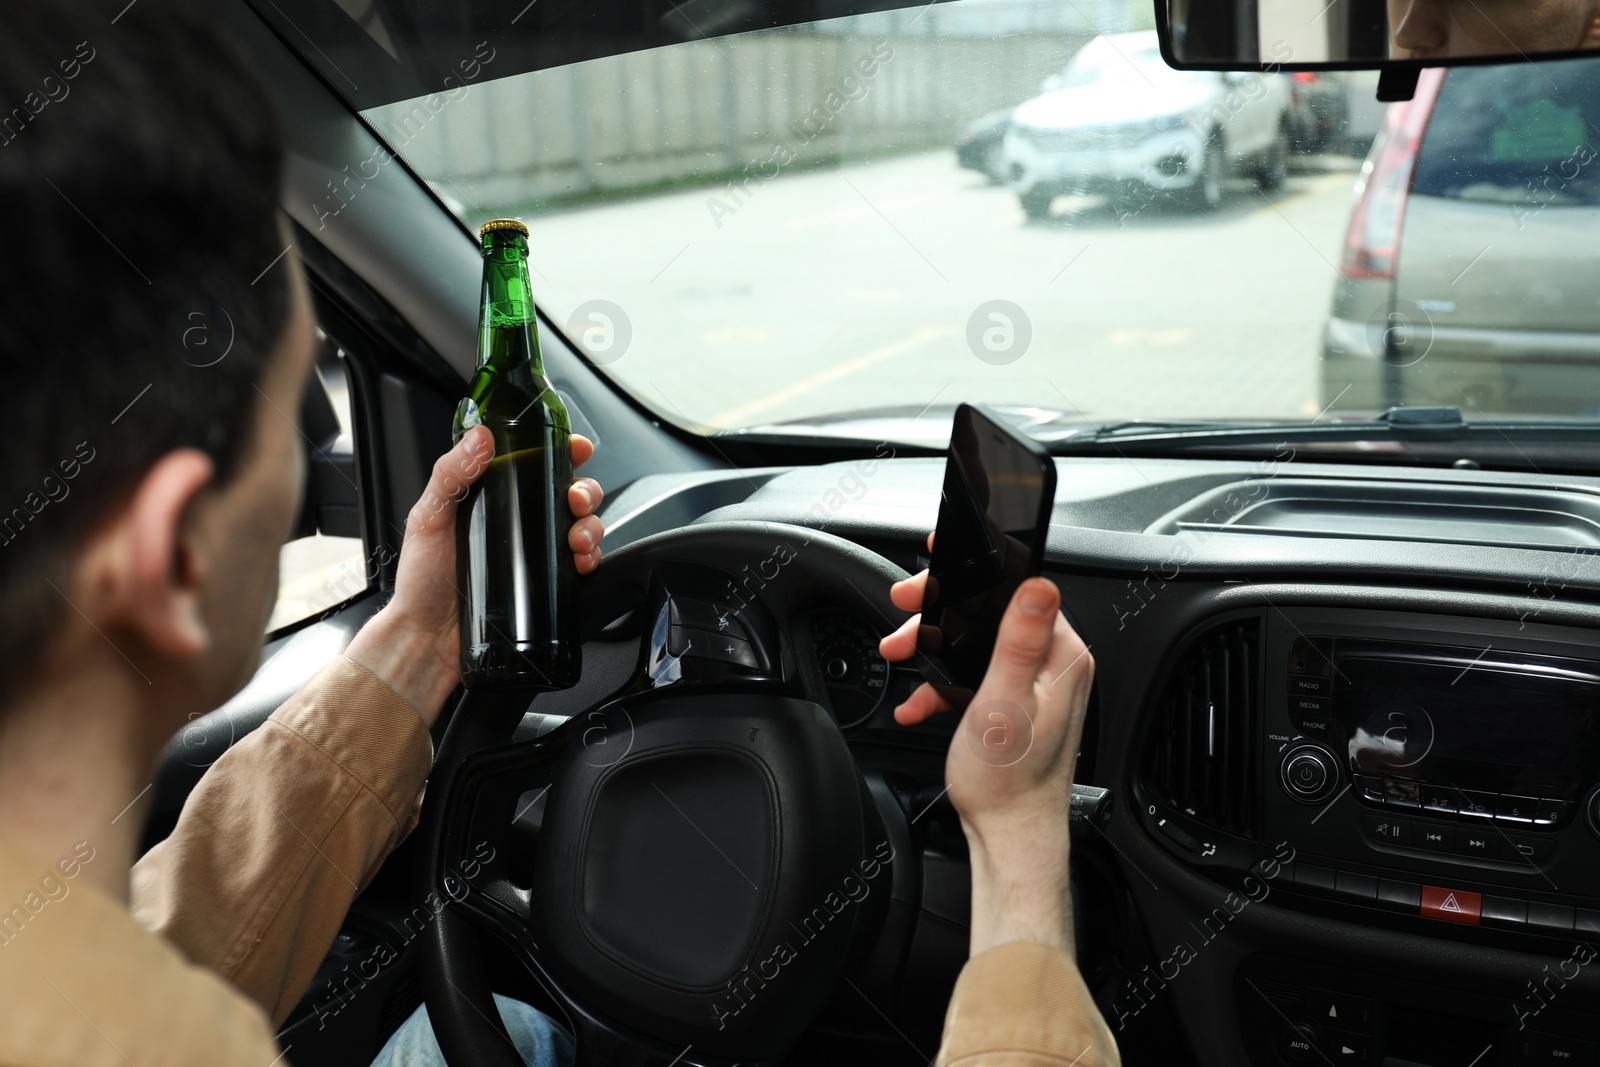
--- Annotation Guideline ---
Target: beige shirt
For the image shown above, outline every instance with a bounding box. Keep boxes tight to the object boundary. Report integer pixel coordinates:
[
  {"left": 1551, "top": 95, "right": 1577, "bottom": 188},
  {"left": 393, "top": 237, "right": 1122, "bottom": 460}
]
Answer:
[{"left": 0, "top": 655, "right": 1118, "bottom": 1067}]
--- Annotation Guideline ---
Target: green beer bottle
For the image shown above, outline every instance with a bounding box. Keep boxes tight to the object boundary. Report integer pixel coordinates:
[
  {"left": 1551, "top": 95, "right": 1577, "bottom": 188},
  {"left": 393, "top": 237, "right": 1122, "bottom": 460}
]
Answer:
[{"left": 453, "top": 218, "right": 580, "bottom": 691}]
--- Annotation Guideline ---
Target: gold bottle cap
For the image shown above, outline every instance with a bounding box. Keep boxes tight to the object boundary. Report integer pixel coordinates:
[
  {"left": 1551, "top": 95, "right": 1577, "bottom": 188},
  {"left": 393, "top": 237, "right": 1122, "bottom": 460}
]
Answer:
[{"left": 479, "top": 218, "right": 529, "bottom": 239}]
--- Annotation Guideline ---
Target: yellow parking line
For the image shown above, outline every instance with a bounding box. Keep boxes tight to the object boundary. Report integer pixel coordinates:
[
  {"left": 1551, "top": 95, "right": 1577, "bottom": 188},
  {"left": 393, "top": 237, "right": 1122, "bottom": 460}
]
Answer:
[{"left": 706, "top": 325, "right": 957, "bottom": 429}]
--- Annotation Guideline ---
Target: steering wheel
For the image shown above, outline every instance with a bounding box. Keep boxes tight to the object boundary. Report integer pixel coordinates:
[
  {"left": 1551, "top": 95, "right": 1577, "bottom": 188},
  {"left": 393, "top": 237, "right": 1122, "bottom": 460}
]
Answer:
[{"left": 413, "top": 521, "right": 916, "bottom": 1067}]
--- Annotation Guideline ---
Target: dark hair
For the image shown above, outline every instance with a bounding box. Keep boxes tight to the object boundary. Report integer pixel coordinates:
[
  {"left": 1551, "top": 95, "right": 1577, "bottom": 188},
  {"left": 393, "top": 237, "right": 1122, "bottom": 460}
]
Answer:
[{"left": 0, "top": 0, "right": 291, "bottom": 689}]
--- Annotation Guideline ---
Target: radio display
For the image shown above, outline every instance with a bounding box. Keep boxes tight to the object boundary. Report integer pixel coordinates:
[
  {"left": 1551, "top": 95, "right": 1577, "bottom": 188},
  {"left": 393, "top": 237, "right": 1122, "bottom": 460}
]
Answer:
[{"left": 1334, "top": 640, "right": 1600, "bottom": 801}]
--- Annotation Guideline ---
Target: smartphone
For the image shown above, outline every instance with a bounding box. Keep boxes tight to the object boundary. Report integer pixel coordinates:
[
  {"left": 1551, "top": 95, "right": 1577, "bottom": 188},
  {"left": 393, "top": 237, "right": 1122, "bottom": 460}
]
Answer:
[{"left": 916, "top": 403, "right": 1057, "bottom": 710}]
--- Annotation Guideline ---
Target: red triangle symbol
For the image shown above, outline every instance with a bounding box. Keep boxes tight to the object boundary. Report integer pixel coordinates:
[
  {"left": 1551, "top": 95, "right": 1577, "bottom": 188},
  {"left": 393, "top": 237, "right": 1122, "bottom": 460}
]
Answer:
[{"left": 1440, "top": 893, "right": 1462, "bottom": 912}]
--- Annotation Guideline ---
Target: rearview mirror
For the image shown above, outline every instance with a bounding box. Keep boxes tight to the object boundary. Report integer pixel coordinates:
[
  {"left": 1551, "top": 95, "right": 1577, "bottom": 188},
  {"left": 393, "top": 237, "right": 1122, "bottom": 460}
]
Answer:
[{"left": 1160, "top": 0, "right": 1600, "bottom": 67}]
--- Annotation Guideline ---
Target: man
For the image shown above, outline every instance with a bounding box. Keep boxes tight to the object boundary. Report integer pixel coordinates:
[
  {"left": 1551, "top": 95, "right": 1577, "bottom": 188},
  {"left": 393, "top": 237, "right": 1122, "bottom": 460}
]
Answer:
[
  {"left": 0, "top": 3, "right": 1114, "bottom": 1066},
  {"left": 1388, "top": 0, "right": 1600, "bottom": 58},
  {"left": 0, "top": 4, "right": 598, "bottom": 1064}
]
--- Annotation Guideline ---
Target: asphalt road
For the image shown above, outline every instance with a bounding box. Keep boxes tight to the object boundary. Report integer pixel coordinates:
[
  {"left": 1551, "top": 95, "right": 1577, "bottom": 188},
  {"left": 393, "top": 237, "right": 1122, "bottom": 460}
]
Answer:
[
  {"left": 268, "top": 149, "right": 1362, "bottom": 630},
  {"left": 524, "top": 147, "right": 1365, "bottom": 432}
]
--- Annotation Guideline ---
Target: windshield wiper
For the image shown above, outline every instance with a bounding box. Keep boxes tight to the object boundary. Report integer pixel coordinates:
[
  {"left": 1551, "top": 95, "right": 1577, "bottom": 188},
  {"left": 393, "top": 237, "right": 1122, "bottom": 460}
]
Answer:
[
  {"left": 1051, "top": 406, "right": 1600, "bottom": 455},
  {"left": 1079, "top": 418, "right": 1286, "bottom": 438}
]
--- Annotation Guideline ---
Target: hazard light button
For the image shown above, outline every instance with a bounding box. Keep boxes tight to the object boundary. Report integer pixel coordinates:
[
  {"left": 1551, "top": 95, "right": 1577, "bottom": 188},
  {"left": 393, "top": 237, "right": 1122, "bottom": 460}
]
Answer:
[{"left": 1421, "top": 885, "right": 1482, "bottom": 925}]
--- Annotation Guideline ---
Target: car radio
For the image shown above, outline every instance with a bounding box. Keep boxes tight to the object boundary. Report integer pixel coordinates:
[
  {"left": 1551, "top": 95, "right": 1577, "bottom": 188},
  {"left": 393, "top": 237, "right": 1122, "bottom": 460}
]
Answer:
[
  {"left": 1281, "top": 636, "right": 1600, "bottom": 839},
  {"left": 1138, "top": 608, "right": 1600, "bottom": 944},
  {"left": 1239, "top": 609, "right": 1600, "bottom": 942}
]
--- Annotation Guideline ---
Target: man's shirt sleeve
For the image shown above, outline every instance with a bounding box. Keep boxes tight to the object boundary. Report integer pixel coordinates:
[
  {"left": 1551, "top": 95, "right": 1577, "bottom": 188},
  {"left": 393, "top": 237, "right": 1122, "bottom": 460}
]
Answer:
[
  {"left": 130, "top": 654, "right": 433, "bottom": 1026},
  {"left": 935, "top": 941, "right": 1121, "bottom": 1067}
]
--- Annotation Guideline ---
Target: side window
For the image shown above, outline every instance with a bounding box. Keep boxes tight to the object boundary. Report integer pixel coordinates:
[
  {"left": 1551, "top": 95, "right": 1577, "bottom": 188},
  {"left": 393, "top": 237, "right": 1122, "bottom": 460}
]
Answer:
[{"left": 267, "top": 331, "right": 371, "bottom": 632}]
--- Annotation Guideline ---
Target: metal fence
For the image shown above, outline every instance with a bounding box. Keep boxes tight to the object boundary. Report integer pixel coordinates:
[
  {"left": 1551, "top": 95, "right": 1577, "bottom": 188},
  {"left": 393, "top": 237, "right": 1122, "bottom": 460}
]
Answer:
[{"left": 366, "top": 19, "right": 1136, "bottom": 209}]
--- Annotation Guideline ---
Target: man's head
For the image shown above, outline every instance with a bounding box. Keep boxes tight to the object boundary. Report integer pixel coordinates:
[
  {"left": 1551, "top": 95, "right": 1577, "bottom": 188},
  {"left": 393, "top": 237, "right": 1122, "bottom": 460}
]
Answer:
[
  {"left": 0, "top": 1, "right": 314, "bottom": 727},
  {"left": 1389, "top": 0, "right": 1600, "bottom": 58}
]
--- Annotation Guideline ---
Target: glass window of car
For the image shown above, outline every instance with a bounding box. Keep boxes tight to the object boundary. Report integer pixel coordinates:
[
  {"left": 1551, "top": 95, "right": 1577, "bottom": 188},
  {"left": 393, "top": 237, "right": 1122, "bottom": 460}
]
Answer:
[
  {"left": 267, "top": 337, "right": 368, "bottom": 633},
  {"left": 349, "top": 0, "right": 1599, "bottom": 452},
  {"left": 1413, "top": 61, "right": 1600, "bottom": 203}
]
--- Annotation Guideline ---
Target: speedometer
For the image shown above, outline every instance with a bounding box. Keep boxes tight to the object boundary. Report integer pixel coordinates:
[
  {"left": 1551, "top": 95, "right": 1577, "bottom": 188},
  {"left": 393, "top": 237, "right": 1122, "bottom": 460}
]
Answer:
[{"left": 810, "top": 609, "right": 892, "bottom": 728}]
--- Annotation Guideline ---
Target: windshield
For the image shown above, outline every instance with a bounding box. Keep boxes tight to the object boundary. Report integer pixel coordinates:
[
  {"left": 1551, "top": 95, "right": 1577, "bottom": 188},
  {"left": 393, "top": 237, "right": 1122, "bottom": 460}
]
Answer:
[{"left": 359, "top": 0, "right": 1600, "bottom": 447}]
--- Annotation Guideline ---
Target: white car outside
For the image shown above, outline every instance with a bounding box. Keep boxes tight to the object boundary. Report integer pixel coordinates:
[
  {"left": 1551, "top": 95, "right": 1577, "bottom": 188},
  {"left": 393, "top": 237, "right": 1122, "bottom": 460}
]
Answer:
[{"left": 1003, "top": 31, "right": 1294, "bottom": 217}]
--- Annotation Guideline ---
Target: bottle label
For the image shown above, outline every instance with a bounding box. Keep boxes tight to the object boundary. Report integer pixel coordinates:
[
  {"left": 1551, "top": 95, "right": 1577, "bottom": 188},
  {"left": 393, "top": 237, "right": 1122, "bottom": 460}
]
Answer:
[{"left": 458, "top": 397, "right": 482, "bottom": 430}]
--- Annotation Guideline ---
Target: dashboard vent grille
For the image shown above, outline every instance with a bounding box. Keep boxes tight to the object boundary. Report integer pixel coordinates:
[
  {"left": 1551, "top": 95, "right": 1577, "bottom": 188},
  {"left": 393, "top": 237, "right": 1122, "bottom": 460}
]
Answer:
[{"left": 1143, "top": 619, "right": 1261, "bottom": 837}]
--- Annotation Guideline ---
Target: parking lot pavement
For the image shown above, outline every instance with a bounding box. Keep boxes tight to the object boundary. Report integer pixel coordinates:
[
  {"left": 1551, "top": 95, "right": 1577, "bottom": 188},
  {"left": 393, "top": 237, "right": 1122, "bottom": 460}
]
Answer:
[{"left": 525, "top": 148, "right": 1364, "bottom": 431}]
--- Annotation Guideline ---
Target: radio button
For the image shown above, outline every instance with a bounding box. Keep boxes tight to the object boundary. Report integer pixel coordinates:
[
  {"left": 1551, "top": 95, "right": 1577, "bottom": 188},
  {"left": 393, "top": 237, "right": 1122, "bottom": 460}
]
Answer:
[
  {"left": 1416, "top": 824, "right": 1454, "bottom": 851},
  {"left": 1495, "top": 794, "right": 1540, "bottom": 825},
  {"left": 1452, "top": 829, "right": 1497, "bottom": 859},
  {"left": 1503, "top": 834, "right": 1554, "bottom": 869},
  {"left": 1354, "top": 775, "right": 1385, "bottom": 803},
  {"left": 1288, "top": 638, "right": 1334, "bottom": 677},
  {"left": 1481, "top": 895, "right": 1527, "bottom": 928},
  {"left": 1420, "top": 784, "right": 1464, "bottom": 814},
  {"left": 1458, "top": 790, "right": 1499, "bottom": 820},
  {"left": 1288, "top": 675, "right": 1332, "bottom": 697},
  {"left": 1361, "top": 813, "right": 1410, "bottom": 846},
  {"left": 1289, "top": 696, "right": 1335, "bottom": 741},
  {"left": 1381, "top": 779, "right": 1422, "bottom": 810},
  {"left": 1535, "top": 798, "right": 1569, "bottom": 825},
  {"left": 1290, "top": 757, "right": 1328, "bottom": 792},
  {"left": 1420, "top": 884, "right": 1482, "bottom": 925},
  {"left": 1282, "top": 747, "right": 1340, "bottom": 804}
]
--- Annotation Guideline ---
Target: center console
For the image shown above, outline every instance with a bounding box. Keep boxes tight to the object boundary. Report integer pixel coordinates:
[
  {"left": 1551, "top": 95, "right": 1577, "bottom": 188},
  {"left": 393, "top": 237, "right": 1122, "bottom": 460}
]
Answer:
[
  {"left": 1264, "top": 615, "right": 1600, "bottom": 939},
  {"left": 1136, "top": 606, "right": 1600, "bottom": 1066}
]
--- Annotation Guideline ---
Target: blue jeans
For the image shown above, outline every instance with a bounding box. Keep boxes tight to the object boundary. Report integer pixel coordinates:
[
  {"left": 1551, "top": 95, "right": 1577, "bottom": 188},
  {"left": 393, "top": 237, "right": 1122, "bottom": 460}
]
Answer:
[{"left": 370, "top": 994, "right": 575, "bottom": 1067}]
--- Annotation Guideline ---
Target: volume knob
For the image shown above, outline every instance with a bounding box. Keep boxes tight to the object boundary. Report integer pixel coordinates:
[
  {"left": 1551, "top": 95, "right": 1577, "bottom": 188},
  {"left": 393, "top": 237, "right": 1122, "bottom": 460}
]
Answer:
[{"left": 1280, "top": 745, "right": 1340, "bottom": 804}]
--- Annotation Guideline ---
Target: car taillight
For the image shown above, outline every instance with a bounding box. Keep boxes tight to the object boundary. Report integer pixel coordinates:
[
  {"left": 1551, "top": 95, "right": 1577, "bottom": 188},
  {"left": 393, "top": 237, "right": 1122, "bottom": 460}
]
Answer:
[
  {"left": 1339, "top": 68, "right": 1444, "bottom": 281},
  {"left": 1290, "top": 71, "right": 1318, "bottom": 84}
]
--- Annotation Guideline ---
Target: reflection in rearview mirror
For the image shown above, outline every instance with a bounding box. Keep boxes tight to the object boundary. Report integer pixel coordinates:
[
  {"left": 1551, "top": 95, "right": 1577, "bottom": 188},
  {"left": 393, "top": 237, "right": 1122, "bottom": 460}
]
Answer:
[{"left": 1167, "top": 0, "right": 1600, "bottom": 65}]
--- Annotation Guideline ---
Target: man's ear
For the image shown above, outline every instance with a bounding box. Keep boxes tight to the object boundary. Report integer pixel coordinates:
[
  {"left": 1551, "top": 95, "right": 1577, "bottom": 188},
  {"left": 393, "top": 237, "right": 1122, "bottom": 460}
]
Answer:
[
  {"left": 1585, "top": 12, "right": 1600, "bottom": 47},
  {"left": 118, "top": 448, "right": 217, "bottom": 660}
]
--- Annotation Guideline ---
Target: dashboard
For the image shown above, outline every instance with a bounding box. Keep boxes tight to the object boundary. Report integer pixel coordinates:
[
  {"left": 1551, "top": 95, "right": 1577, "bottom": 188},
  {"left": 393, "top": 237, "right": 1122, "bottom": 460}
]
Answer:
[{"left": 595, "top": 451, "right": 1600, "bottom": 1067}]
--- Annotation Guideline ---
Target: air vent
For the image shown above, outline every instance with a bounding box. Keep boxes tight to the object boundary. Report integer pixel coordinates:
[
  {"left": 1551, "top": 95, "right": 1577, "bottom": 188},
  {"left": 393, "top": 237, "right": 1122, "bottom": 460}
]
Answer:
[{"left": 1142, "top": 619, "right": 1261, "bottom": 838}]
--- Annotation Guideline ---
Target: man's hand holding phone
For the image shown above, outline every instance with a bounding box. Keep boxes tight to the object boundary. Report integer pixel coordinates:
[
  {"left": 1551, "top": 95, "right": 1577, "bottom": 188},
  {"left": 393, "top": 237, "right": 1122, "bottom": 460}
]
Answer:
[{"left": 879, "top": 535, "right": 1095, "bottom": 959}]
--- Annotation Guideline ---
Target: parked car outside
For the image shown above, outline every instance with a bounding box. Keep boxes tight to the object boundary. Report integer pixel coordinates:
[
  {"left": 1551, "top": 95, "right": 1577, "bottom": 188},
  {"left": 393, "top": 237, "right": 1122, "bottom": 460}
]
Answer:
[
  {"left": 1001, "top": 30, "right": 1294, "bottom": 218},
  {"left": 1287, "top": 71, "right": 1348, "bottom": 153},
  {"left": 955, "top": 107, "right": 1015, "bottom": 182},
  {"left": 1322, "top": 58, "right": 1600, "bottom": 417}
]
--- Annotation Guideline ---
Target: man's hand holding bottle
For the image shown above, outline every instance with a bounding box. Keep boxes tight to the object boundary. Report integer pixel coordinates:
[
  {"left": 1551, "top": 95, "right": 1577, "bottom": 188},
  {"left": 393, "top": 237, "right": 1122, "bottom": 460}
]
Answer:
[{"left": 344, "top": 426, "right": 603, "bottom": 726}]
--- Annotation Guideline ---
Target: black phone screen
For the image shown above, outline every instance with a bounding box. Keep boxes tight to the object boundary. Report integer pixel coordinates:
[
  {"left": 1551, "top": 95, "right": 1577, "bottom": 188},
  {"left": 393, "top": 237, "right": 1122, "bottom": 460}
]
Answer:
[{"left": 916, "top": 404, "right": 1056, "bottom": 709}]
